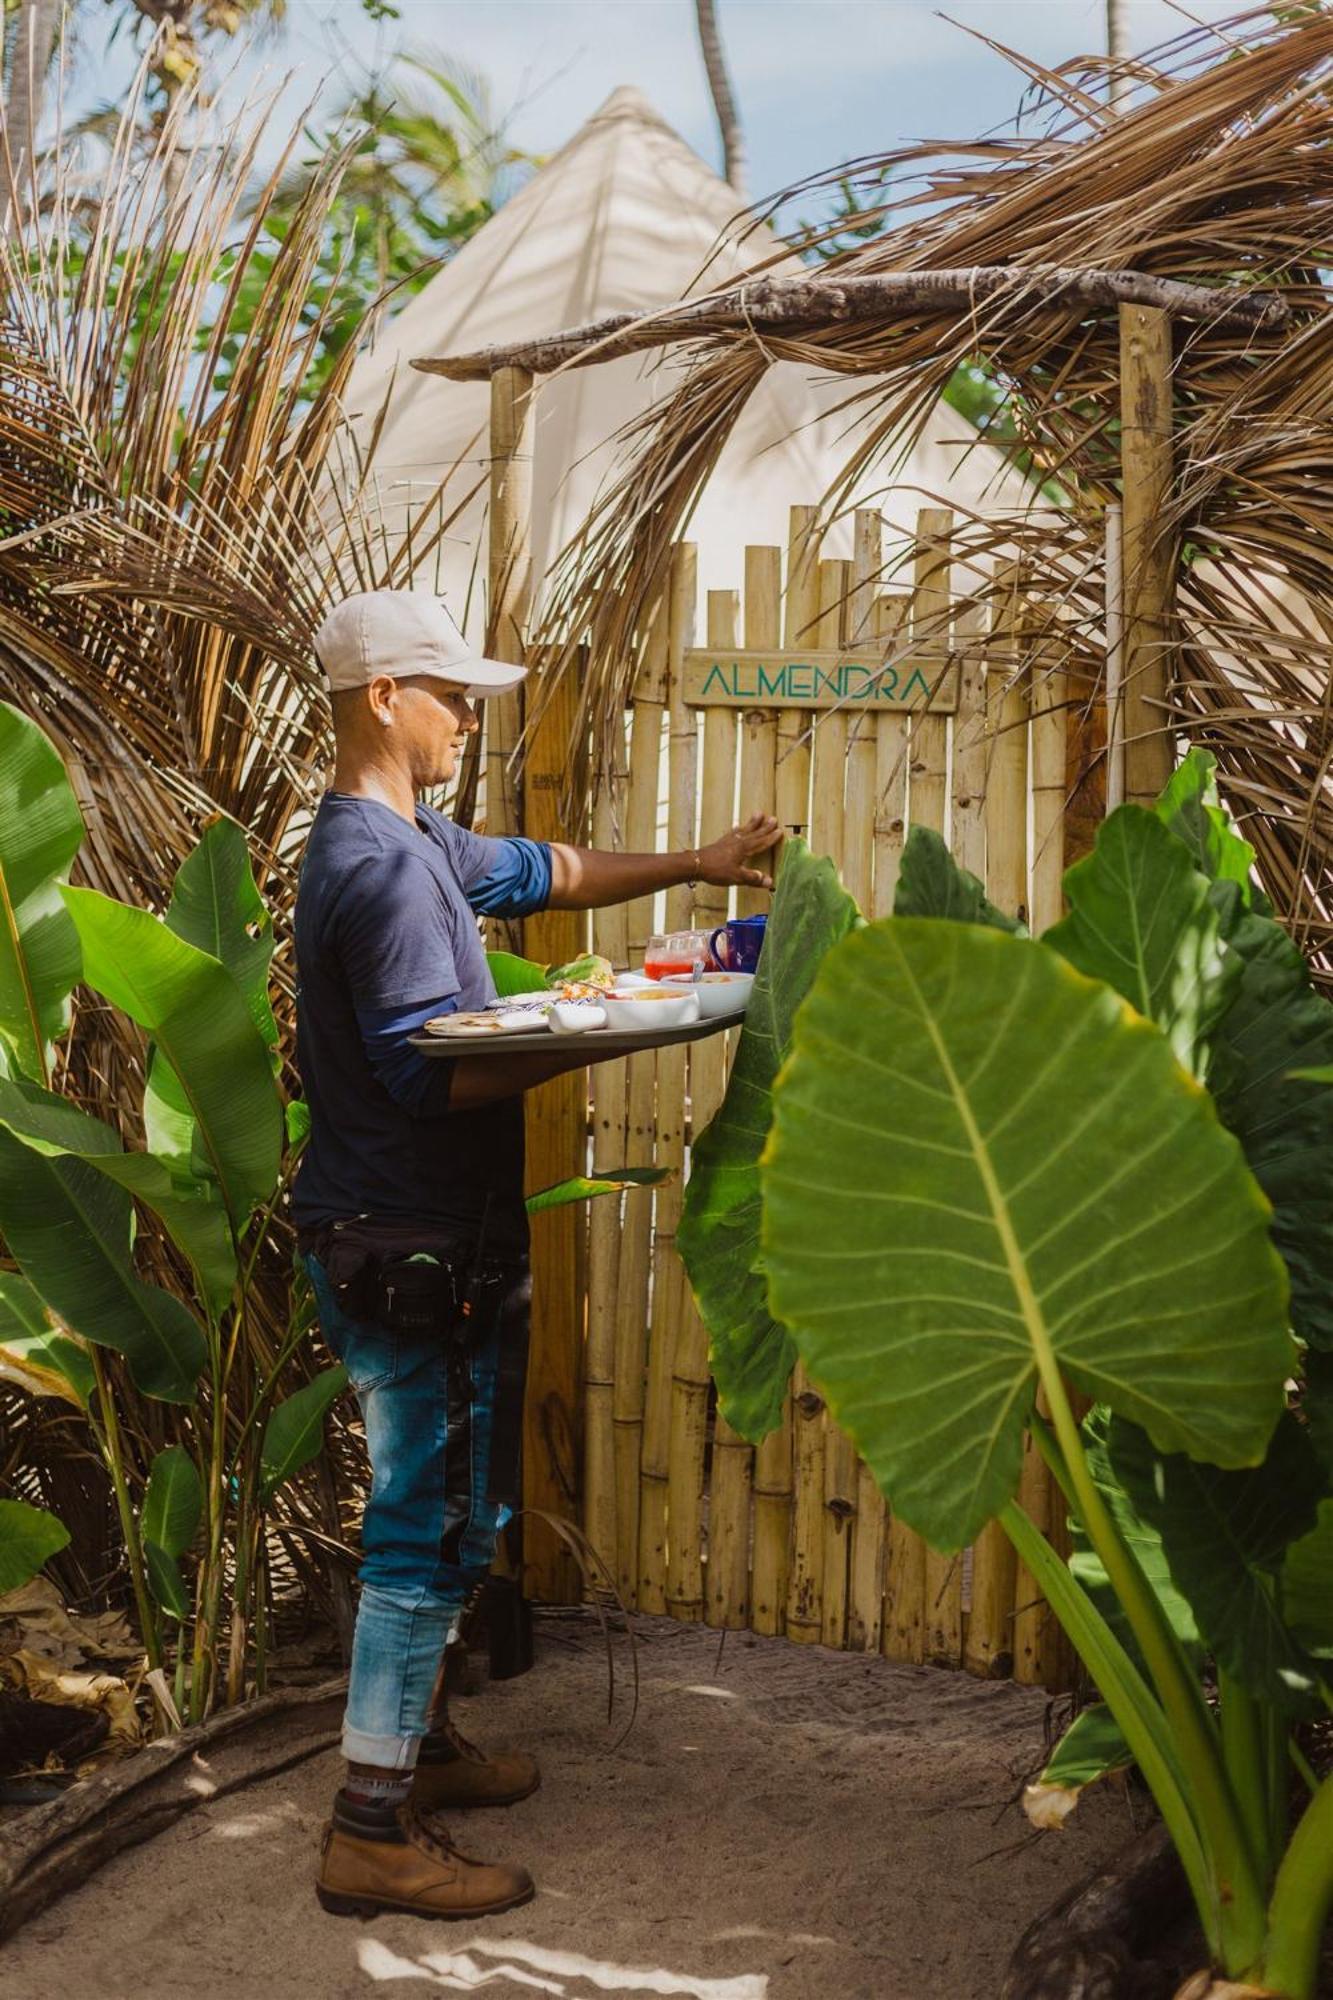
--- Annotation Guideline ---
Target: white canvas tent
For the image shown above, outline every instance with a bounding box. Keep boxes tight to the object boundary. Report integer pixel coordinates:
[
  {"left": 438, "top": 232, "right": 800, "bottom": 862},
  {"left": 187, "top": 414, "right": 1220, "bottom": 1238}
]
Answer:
[{"left": 337, "top": 86, "right": 1038, "bottom": 631}]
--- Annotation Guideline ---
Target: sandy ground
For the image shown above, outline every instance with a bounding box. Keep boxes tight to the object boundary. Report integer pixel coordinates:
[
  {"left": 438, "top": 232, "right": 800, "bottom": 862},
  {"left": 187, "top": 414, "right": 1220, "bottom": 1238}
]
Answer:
[{"left": 7, "top": 1611, "right": 1135, "bottom": 2000}]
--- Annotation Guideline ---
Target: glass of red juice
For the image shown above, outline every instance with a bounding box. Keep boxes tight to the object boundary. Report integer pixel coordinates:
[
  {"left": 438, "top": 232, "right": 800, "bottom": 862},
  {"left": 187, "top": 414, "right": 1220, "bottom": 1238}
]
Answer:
[{"left": 644, "top": 929, "right": 714, "bottom": 980}]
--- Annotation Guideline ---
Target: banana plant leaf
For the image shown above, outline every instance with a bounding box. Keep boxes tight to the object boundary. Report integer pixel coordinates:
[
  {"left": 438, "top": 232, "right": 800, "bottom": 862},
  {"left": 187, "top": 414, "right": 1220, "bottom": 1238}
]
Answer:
[
  {"left": 163, "top": 817, "right": 277, "bottom": 1062},
  {"left": 1044, "top": 806, "right": 1239, "bottom": 1077},
  {"left": 1207, "top": 900, "right": 1333, "bottom": 1350},
  {"left": 487, "top": 950, "right": 549, "bottom": 996},
  {"left": 0, "top": 1124, "right": 205, "bottom": 1403},
  {"left": 63, "top": 887, "right": 283, "bottom": 1230},
  {"left": 259, "top": 1365, "right": 348, "bottom": 1503},
  {"left": 1107, "top": 1411, "right": 1327, "bottom": 1712},
  {"left": 142, "top": 1444, "right": 202, "bottom": 1558},
  {"left": 0, "top": 1269, "right": 93, "bottom": 1406},
  {"left": 141, "top": 1444, "right": 203, "bottom": 1618},
  {"left": 763, "top": 918, "right": 1293, "bottom": 1551},
  {"left": 0, "top": 1497, "right": 70, "bottom": 1595},
  {"left": 892, "top": 825, "right": 1023, "bottom": 933},
  {"left": 0, "top": 702, "right": 84, "bottom": 1083},
  {"left": 1023, "top": 1703, "right": 1133, "bottom": 1827},
  {"left": 0, "top": 1074, "right": 237, "bottom": 1316},
  {"left": 677, "top": 840, "right": 861, "bottom": 1442},
  {"left": 526, "top": 1166, "right": 669, "bottom": 1215},
  {"left": 285, "top": 1098, "right": 311, "bottom": 1148}
]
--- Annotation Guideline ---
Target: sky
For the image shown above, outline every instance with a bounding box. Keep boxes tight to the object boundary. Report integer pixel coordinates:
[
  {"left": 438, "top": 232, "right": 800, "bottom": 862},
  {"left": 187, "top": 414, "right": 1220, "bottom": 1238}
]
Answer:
[{"left": 78, "top": 0, "right": 1247, "bottom": 203}]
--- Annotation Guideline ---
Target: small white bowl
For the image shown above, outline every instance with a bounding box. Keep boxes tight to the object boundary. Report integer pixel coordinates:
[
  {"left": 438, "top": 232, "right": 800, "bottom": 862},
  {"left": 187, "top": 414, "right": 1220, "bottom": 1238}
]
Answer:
[
  {"left": 550, "top": 1000, "right": 607, "bottom": 1034},
  {"left": 660, "top": 971, "right": 754, "bottom": 1019},
  {"left": 600, "top": 988, "right": 701, "bottom": 1033}
]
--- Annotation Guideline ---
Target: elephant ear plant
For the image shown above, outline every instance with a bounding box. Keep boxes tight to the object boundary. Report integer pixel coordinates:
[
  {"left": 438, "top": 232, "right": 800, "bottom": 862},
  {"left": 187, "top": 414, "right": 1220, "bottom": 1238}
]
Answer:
[
  {"left": 680, "top": 754, "right": 1333, "bottom": 1999},
  {"left": 0, "top": 700, "right": 344, "bottom": 1723}
]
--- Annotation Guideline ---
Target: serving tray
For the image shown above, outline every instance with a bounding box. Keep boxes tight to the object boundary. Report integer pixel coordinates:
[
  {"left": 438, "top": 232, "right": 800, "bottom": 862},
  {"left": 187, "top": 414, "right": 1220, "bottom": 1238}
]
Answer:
[{"left": 409, "top": 1013, "right": 741, "bottom": 1059}]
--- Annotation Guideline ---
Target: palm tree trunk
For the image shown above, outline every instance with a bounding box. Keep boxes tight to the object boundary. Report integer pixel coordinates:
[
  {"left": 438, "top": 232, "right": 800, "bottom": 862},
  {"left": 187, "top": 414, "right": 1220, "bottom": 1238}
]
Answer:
[
  {"left": 694, "top": 0, "right": 748, "bottom": 203},
  {"left": 2, "top": 0, "right": 59, "bottom": 225},
  {"left": 1106, "top": 0, "right": 1131, "bottom": 114}
]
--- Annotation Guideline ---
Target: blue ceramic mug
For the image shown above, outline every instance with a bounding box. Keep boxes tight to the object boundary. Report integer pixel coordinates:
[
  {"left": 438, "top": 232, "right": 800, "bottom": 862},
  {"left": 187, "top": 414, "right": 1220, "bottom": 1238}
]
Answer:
[{"left": 709, "top": 915, "right": 768, "bottom": 974}]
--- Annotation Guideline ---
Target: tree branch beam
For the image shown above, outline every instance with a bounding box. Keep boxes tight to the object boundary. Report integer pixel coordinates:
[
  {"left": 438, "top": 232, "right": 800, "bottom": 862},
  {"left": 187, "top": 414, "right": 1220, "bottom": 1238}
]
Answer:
[{"left": 412, "top": 266, "right": 1291, "bottom": 382}]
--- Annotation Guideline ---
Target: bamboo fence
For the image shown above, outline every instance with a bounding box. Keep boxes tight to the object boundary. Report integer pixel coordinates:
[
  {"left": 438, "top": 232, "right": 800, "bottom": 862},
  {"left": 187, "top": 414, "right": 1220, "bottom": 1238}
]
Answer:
[{"left": 557, "top": 500, "right": 1091, "bottom": 1684}]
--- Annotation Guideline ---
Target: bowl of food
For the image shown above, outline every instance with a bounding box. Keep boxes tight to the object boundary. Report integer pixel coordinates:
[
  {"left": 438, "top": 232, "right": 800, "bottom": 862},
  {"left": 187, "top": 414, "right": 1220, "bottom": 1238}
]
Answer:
[
  {"left": 660, "top": 971, "right": 753, "bottom": 1019},
  {"left": 600, "top": 987, "right": 701, "bottom": 1033}
]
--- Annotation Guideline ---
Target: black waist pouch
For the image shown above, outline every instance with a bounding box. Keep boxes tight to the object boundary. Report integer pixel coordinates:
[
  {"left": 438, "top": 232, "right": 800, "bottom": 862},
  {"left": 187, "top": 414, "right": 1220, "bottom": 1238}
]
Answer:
[{"left": 315, "top": 1217, "right": 464, "bottom": 1333}]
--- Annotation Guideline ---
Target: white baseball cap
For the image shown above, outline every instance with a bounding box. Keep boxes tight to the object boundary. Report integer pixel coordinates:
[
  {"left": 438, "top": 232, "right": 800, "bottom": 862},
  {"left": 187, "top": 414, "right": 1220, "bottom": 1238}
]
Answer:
[{"left": 314, "top": 589, "right": 528, "bottom": 698}]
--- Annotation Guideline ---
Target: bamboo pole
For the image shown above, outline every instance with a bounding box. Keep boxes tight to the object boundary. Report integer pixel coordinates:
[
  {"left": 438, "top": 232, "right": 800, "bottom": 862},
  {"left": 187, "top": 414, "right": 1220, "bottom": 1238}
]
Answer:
[
  {"left": 667, "top": 589, "right": 740, "bottom": 1623},
  {"left": 810, "top": 558, "right": 857, "bottom": 1649},
  {"left": 737, "top": 546, "right": 781, "bottom": 922},
  {"left": 1105, "top": 501, "right": 1126, "bottom": 813},
  {"left": 612, "top": 614, "right": 670, "bottom": 1603},
  {"left": 950, "top": 596, "right": 988, "bottom": 882},
  {"left": 777, "top": 506, "right": 818, "bottom": 838},
  {"left": 781, "top": 508, "right": 825, "bottom": 1646},
  {"left": 583, "top": 772, "right": 627, "bottom": 1581},
  {"left": 637, "top": 545, "right": 697, "bottom": 1614},
  {"left": 521, "top": 655, "right": 587, "bottom": 1603},
  {"left": 872, "top": 594, "right": 910, "bottom": 914},
  {"left": 744, "top": 542, "right": 792, "bottom": 1638},
  {"left": 484, "top": 366, "right": 532, "bottom": 840},
  {"left": 845, "top": 511, "right": 888, "bottom": 1653},
  {"left": 1118, "top": 303, "right": 1175, "bottom": 806}
]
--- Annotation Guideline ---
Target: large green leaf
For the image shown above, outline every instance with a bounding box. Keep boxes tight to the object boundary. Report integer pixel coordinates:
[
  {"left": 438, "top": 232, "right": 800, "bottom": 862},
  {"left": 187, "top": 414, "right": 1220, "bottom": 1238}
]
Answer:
[
  {"left": 1155, "top": 748, "right": 1259, "bottom": 905},
  {"left": 142, "top": 1445, "right": 202, "bottom": 1559},
  {"left": 1283, "top": 1498, "right": 1333, "bottom": 1655},
  {"left": 0, "top": 1269, "right": 93, "bottom": 1406},
  {"left": 0, "top": 702, "right": 84, "bottom": 1082},
  {"left": 526, "top": 1166, "right": 669, "bottom": 1215},
  {"left": 0, "top": 1125, "right": 205, "bottom": 1402},
  {"left": 0, "top": 1075, "right": 236, "bottom": 1316},
  {"left": 1208, "top": 904, "right": 1333, "bottom": 1349},
  {"left": 1107, "top": 1412, "right": 1327, "bottom": 1712},
  {"left": 63, "top": 887, "right": 282, "bottom": 1228},
  {"left": 164, "top": 818, "right": 277, "bottom": 1061},
  {"left": 893, "top": 825, "right": 1023, "bottom": 933},
  {"left": 1044, "top": 806, "right": 1239, "bottom": 1076},
  {"left": 0, "top": 1497, "right": 70, "bottom": 1595},
  {"left": 678, "top": 841, "right": 860, "bottom": 1441},
  {"left": 763, "top": 919, "right": 1293, "bottom": 1550},
  {"left": 259, "top": 1365, "right": 348, "bottom": 1503},
  {"left": 144, "top": 1539, "right": 190, "bottom": 1620}
]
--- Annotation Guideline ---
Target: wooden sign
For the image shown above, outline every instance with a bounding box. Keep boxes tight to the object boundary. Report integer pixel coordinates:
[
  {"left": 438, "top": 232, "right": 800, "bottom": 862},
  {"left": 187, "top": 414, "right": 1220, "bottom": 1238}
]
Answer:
[{"left": 681, "top": 648, "right": 959, "bottom": 713}]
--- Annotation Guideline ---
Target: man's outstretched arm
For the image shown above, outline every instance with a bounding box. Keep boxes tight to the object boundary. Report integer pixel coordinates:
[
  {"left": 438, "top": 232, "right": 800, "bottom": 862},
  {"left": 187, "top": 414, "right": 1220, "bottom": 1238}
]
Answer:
[{"left": 544, "top": 812, "right": 782, "bottom": 911}]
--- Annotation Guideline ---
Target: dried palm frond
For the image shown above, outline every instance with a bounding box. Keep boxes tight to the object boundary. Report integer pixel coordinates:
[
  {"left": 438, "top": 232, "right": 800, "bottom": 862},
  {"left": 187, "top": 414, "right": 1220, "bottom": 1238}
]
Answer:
[{"left": 534, "top": 3, "right": 1333, "bottom": 963}]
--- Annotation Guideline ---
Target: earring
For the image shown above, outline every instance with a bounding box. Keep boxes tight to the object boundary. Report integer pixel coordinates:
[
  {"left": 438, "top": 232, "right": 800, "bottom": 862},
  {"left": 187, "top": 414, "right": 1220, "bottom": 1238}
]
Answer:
[{"left": 380, "top": 713, "right": 391, "bottom": 728}]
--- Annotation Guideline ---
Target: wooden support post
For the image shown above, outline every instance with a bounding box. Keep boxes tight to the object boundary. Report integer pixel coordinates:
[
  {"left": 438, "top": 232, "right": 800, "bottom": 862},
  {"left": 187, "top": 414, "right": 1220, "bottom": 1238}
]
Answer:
[
  {"left": 637, "top": 546, "right": 697, "bottom": 1615},
  {"left": 951, "top": 597, "right": 988, "bottom": 882},
  {"left": 743, "top": 542, "right": 792, "bottom": 1637},
  {"left": 582, "top": 772, "right": 627, "bottom": 1581},
  {"left": 777, "top": 506, "right": 818, "bottom": 838},
  {"left": 484, "top": 366, "right": 533, "bottom": 840},
  {"left": 907, "top": 508, "right": 952, "bottom": 842},
  {"left": 522, "top": 658, "right": 586, "bottom": 1603},
  {"left": 872, "top": 595, "right": 910, "bottom": 914},
  {"left": 612, "top": 615, "right": 668, "bottom": 1603},
  {"left": 1118, "top": 303, "right": 1175, "bottom": 806}
]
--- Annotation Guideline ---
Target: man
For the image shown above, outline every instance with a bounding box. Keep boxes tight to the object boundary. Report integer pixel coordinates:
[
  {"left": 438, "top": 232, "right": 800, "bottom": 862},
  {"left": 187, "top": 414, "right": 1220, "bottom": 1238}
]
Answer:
[{"left": 295, "top": 589, "right": 779, "bottom": 1921}]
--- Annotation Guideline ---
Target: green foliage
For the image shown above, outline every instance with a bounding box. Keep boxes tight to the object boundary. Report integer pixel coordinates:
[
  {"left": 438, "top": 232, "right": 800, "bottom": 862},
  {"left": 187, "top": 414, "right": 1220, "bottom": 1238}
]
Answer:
[
  {"left": 892, "top": 826, "right": 1022, "bottom": 933},
  {"left": 0, "top": 701, "right": 85, "bottom": 1083},
  {"left": 164, "top": 817, "right": 277, "bottom": 1062},
  {"left": 1044, "top": 806, "right": 1239, "bottom": 1076},
  {"left": 0, "top": 1269, "right": 93, "bottom": 1406},
  {"left": 1026, "top": 1703, "right": 1133, "bottom": 1823},
  {"left": 1155, "top": 749, "right": 1260, "bottom": 903},
  {"left": 761, "top": 918, "right": 1291, "bottom": 1549},
  {"left": 0, "top": 1496, "right": 70, "bottom": 1596},
  {"left": 64, "top": 886, "right": 283, "bottom": 1230},
  {"left": 259, "top": 1367, "right": 348, "bottom": 1504},
  {"left": 486, "top": 950, "right": 549, "bottom": 996},
  {"left": 526, "top": 1167, "right": 668, "bottom": 1215},
  {"left": 677, "top": 841, "right": 860, "bottom": 1440},
  {"left": 142, "top": 1445, "right": 203, "bottom": 1619}
]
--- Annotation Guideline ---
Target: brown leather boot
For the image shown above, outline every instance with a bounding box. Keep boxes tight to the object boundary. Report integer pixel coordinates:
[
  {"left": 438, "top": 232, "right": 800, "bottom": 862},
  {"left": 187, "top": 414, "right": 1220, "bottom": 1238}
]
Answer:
[
  {"left": 410, "top": 1717, "right": 541, "bottom": 1811},
  {"left": 316, "top": 1800, "right": 534, "bottom": 1919}
]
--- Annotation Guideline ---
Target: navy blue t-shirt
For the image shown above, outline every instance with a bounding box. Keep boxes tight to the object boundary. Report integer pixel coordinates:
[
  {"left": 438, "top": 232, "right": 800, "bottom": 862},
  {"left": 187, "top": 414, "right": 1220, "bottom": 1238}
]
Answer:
[{"left": 292, "top": 793, "right": 551, "bottom": 1250}]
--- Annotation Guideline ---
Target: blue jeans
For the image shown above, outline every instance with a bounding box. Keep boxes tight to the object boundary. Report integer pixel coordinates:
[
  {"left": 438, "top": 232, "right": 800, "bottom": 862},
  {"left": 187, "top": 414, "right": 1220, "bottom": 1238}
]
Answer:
[{"left": 305, "top": 1251, "right": 531, "bottom": 1769}]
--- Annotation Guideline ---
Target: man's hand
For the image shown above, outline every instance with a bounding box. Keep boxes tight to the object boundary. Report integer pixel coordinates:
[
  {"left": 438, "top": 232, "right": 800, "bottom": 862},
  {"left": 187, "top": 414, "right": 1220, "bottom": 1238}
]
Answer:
[{"left": 697, "top": 813, "right": 783, "bottom": 891}]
